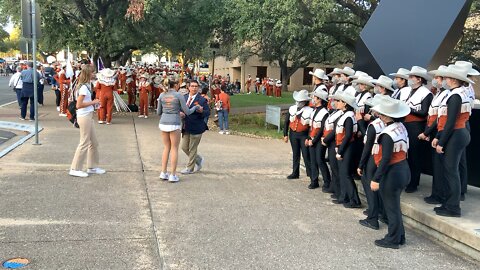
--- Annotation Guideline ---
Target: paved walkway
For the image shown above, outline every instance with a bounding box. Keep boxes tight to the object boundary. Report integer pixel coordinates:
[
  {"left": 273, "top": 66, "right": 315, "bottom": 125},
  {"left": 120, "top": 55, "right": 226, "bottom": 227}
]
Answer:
[{"left": 0, "top": 91, "right": 478, "bottom": 269}]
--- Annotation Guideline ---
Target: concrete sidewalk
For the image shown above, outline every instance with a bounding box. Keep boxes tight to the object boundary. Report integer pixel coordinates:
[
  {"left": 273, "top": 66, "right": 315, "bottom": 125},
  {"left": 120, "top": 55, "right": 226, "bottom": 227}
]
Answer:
[{"left": 0, "top": 91, "right": 479, "bottom": 269}]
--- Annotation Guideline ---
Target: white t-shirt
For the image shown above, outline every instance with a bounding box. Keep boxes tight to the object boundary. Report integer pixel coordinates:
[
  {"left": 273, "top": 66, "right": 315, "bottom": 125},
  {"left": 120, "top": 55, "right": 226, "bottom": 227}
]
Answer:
[{"left": 76, "top": 84, "right": 94, "bottom": 117}]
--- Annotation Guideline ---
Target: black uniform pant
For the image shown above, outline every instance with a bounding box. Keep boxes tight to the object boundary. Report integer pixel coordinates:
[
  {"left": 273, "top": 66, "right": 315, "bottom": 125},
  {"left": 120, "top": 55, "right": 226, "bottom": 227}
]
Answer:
[
  {"left": 361, "top": 156, "right": 382, "bottom": 220},
  {"left": 440, "top": 128, "right": 470, "bottom": 214},
  {"left": 55, "top": 89, "right": 61, "bottom": 106},
  {"left": 430, "top": 149, "right": 447, "bottom": 202},
  {"left": 309, "top": 143, "right": 331, "bottom": 186},
  {"left": 338, "top": 145, "right": 361, "bottom": 205},
  {"left": 380, "top": 160, "right": 410, "bottom": 244},
  {"left": 404, "top": 121, "right": 427, "bottom": 189},
  {"left": 328, "top": 142, "right": 340, "bottom": 197},
  {"left": 289, "top": 131, "right": 311, "bottom": 177},
  {"left": 459, "top": 121, "right": 470, "bottom": 195}
]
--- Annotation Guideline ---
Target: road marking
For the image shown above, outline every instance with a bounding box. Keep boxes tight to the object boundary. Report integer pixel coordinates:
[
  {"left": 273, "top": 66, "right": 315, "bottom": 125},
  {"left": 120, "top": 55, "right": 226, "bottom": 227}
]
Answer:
[{"left": 0, "top": 100, "right": 16, "bottom": 108}]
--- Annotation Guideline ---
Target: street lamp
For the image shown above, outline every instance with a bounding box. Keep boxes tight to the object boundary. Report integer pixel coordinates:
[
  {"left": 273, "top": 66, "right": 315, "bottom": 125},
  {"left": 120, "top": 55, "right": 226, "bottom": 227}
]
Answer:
[{"left": 209, "top": 42, "right": 220, "bottom": 88}]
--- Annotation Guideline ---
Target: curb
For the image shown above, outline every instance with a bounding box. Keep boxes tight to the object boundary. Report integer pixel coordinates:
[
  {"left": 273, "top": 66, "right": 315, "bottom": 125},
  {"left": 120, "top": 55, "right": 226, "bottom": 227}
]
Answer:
[{"left": 0, "top": 121, "right": 43, "bottom": 158}]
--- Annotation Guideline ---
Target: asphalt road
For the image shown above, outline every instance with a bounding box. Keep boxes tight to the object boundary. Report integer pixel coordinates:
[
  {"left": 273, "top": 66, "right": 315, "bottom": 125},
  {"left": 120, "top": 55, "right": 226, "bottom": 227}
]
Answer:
[{"left": 0, "top": 75, "right": 17, "bottom": 106}]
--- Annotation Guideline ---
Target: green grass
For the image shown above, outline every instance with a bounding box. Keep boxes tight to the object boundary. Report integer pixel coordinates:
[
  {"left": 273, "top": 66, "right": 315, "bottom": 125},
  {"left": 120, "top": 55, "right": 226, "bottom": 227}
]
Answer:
[
  {"left": 229, "top": 113, "right": 285, "bottom": 139},
  {"left": 230, "top": 92, "right": 293, "bottom": 108}
]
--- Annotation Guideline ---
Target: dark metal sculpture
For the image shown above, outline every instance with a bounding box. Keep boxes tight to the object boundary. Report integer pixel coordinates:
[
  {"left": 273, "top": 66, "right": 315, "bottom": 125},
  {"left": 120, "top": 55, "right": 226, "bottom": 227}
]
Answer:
[{"left": 354, "top": 0, "right": 473, "bottom": 77}]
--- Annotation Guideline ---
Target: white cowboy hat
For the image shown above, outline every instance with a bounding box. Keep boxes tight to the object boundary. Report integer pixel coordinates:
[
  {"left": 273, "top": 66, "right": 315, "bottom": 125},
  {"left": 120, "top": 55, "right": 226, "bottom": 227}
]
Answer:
[
  {"left": 331, "top": 91, "right": 358, "bottom": 109},
  {"left": 276, "top": 80, "right": 282, "bottom": 87},
  {"left": 389, "top": 68, "right": 410, "bottom": 80},
  {"left": 428, "top": 65, "right": 448, "bottom": 77},
  {"left": 126, "top": 71, "right": 133, "bottom": 77},
  {"left": 349, "top": 71, "right": 369, "bottom": 80},
  {"left": 455, "top": 61, "right": 480, "bottom": 76},
  {"left": 434, "top": 64, "right": 475, "bottom": 84},
  {"left": 312, "top": 89, "right": 328, "bottom": 101},
  {"left": 309, "top": 69, "right": 329, "bottom": 80},
  {"left": 139, "top": 74, "right": 148, "bottom": 79},
  {"left": 371, "top": 75, "right": 394, "bottom": 91},
  {"left": 352, "top": 75, "right": 374, "bottom": 87},
  {"left": 328, "top": 68, "right": 343, "bottom": 76},
  {"left": 180, "top": 82, "right": 187, "bottom": 88},
  {"left": 365, "top": 93, "right": 388, "bottom": 107},
  {"left": 407, "top": 66, "right": 431, "bottom": 81},
  {"left": 371, "top": 97, "right": 411, "bottom": 118},
  {"left": 293, "top": 89, "right": 311, "bottom": 102},
  {"left": 339, "top": 67, "right": 355, "bottom": 77},
  {"left": 99, "top": 68, "right": 115, "bottom": 78}
]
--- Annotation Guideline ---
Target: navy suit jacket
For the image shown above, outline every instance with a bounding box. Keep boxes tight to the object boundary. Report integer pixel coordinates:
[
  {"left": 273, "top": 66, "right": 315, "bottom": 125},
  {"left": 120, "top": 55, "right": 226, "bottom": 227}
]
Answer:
[{"left": 183, "top": 93, "right": 210, "bottom": 135}]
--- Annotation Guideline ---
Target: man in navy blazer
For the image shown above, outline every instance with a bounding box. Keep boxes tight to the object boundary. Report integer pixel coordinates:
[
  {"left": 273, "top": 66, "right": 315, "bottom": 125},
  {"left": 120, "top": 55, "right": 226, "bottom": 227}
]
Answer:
[{"left": 181, "top": 80, "right": 210, "bottom": 174}]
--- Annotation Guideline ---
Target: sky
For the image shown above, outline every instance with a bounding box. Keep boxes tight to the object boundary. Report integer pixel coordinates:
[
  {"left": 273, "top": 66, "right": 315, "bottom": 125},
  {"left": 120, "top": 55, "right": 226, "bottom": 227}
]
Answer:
[{"left": 3, "top": 21, "right": 14, "bottom": 34}]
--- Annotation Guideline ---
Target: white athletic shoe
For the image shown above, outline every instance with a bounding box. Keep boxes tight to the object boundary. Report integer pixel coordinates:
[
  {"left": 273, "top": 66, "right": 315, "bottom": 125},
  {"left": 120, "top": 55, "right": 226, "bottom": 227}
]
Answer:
[
  {"left": 56, "top": 106, "right": 60, "bottom": 112},
  {"left": 159, "top": 171, "right": 169, "bottom": 180},
  {"left": 144, "top": 116, "right": 148, "bottom": 119},
  {"left": 138, "top": 115, "right": 144, "bottom": 118},
  {"left": 180, "top": 168, "right": 194, "bottom": 174},
  {"left": 195, "top": 155, "right": 204, "bottom": 172},
  {"left": 59, "top": 113, "right": 67, "bottom": 117},
  {"left": 69, "top": 169, "right": 89, "bottom": 178},
  {"left": 225, "top": 130, "right": 230, "bottom": 135},
  {"left": 87, "top": 168, "right": 106, "bottom": 174},
  {"left": 219, "top": 130, "right": 224, "bottom": 134},
  {"left": 168, "top": 174, "right": 180, "bottom": 182},
  {"left": 98, "top": 121, "right": 105, "bottom": 124},
  {"left": 106, "top": 122, "right": 111, "bottom": 125}
]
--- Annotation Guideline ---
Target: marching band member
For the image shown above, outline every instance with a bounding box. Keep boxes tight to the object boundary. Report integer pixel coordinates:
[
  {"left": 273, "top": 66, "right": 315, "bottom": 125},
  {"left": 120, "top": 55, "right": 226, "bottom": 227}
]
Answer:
[
  {"left": 357, "top": 95, "right": 387, "bottom": 230},
  {"left": 351, "top": 75, "right": 374, "bottom": 137},
  {"left": 389, "top": 68, "right": 411, "bottom": 101},
  {"left": 454, "top": 61, "right": 479, "bottom": 201},
  {"left": 432, "top": 65, "right": 473, "bottom": 217},
  {"left": 365, "top": 75, "right": 396, "bottom": 123},
  {"left": 331, "top": 92, "right": 361, "bottom": 208},
  {"left": 275, "top": 80, "right": 282, "bottom": 98},
  {"left": 138, "top": 74, "right": 152, "bottom": 118},
  {"left": 284, "top": 90, "right": 313, "bottom": 180},
  {"left": 403, "top": 66, "right": 433, "bottom": 193},
  {"left": 126, "top": 71, "right": 136, "bottom": 105},
  {"left": 327, "top": 68, "right": 343, "bottom": 110},
  {"left": 245, "top": 74, "right": 252, "bottom": 94},
  {"left": 95, "top": 68, "right": 117, "bottom": 125},
  {"left": 337, "top": 67, "right": 356, "bottom": 96},
  {"left": 370, "top": 97, "right": 411, "bottom": 249},
  {"left": 419, "top": 65, "right": 450, "bottom": 205},
  {"left": 306, "top": 89, "right": 330, "bottom": 190},
  {"left": 310, "top": 69, "right": 329, "bottom": 93},
  {"left": 58, "top": 65, "right": 71, "bottom": 116},
  {"left": 118, "top": 66, "right": 127, "bottom": 94},
  {"left": 322, "top": 92, "right": 345, "bottom": 197}
]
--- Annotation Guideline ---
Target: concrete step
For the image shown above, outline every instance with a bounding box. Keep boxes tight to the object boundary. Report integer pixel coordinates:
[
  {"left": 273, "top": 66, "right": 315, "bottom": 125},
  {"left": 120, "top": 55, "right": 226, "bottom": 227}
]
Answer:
[{"left": 356, "top": 174, "right": 480, "bottom": 261}]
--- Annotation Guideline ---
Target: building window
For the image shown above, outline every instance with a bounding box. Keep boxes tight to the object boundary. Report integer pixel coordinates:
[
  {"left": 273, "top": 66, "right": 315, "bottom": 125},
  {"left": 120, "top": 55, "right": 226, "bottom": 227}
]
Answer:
[
  {"left": 256, "top": 66, "right": 267, "bottom": 79},
  {"left": 303, "top": 67, "right": 313, "bottom": 85}
]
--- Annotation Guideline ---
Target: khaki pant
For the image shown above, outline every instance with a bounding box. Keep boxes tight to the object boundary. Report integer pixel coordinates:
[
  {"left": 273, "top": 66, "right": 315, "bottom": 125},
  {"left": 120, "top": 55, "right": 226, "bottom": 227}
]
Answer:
[
  {"left": 181, "top": 133, "right": 203, "bottom": 171},
  {"left": 71, "top": 112, "right": 99, "bottom": 170}
]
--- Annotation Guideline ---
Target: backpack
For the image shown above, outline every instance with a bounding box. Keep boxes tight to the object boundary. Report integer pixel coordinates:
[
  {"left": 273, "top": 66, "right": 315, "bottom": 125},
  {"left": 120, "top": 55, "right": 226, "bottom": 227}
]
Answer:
[{"left": 67, "top": 82, "right": 88, "bottom": 128}]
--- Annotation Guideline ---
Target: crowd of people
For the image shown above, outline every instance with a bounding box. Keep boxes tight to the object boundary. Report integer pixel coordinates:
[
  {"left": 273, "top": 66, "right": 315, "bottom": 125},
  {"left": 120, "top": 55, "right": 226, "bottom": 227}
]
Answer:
[
  {"left": 284, "top": 62, "right": 478, "bottom": 249},
  {"left": 244, "top": 74, "right": 283, "bottom": 97}
]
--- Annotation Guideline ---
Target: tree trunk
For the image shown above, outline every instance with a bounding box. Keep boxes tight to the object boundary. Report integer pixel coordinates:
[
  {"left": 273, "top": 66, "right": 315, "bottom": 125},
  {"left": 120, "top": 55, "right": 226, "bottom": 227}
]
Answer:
[{"left": 279, "top": 59, "right": 299, "bottom": 92}]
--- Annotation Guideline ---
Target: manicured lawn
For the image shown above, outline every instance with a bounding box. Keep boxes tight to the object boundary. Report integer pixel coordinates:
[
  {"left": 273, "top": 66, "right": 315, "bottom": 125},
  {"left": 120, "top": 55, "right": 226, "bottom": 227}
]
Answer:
[
  {"left": 228, "top": 113, "right": 285, "bottom": 139},
  {"left": 230, "top": 92, "right": 293, "bottom": 108}
]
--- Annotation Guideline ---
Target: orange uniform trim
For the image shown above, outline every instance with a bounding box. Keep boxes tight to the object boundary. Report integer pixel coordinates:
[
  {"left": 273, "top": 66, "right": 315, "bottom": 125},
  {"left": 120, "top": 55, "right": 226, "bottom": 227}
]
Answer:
[
  {"left": 437, "top": 112, "right": 469, "bottom": 131},
  {"left": 374, "top": 146, "right": 407, "bottom": 166}
]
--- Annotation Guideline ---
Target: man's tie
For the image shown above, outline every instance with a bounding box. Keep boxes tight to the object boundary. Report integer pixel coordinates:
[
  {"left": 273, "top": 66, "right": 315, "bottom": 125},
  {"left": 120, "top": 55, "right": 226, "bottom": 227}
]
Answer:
[{"left": 187, "top": 96, "right": 192, "bottom": 107}]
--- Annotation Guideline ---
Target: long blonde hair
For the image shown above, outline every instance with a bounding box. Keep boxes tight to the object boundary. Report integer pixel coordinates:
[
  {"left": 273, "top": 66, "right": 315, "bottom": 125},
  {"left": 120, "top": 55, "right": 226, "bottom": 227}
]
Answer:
[{"left": 76, "top": 64, "right": 94, "bottom": 91}]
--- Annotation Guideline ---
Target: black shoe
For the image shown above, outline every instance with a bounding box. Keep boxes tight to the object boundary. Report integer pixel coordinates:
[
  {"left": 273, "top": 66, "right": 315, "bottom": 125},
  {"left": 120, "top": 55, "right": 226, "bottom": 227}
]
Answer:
[
  {"left": 460, "top": 193, "right": 465, "bottom": 201},
  {"left": 308, "top": 182, "right": 320, "bottom": 189},
  {"left": 379, "top": 216, "right": 389, "bottom": 225},
  {"left": 405, "top": 186, "right": 418, "bottom": 193},
  {"left": 424, "top": 196, "right": 442, "bottom": 205},
  {"left": 435, "top": 208, "right": 461, "bottom": 217},
  {"left": 363, "top": 210, "right": 368, "bottom": 216},
  {"left": 400, "top": 235, "right": 406, "bottom": 245},
  {"left": 332, "top": 199, "right": 346, "bottom": 204},
  {"left": 330, "top": 194, "right": 337, "bottom": 199},
  {"left": 374, "top": 239, "right": 399, "bottom": 249},
  {"left": 287, "top": 174, "right": 299, "bottom": 180},
  {"left": 359, "top": 219, "right": 379, "bottom": 230},
  {"left": 434, "top": 205, "right": 446, "bottom": 212},
  {"left": 321, "top": 185, "right": 330, "bottom": 193},
  {"left": 344, "top": 203, "right": 362, "bottom": 209}
]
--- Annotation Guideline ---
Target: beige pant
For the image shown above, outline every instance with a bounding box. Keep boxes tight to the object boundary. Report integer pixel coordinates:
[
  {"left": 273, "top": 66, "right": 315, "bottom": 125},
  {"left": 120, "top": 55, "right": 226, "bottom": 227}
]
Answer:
[
  {"left": 71, "top": 112, "right": 99, "bottom": 170},
  {"left": 181, "top": 133, "right": 203, "bottom": 171}
]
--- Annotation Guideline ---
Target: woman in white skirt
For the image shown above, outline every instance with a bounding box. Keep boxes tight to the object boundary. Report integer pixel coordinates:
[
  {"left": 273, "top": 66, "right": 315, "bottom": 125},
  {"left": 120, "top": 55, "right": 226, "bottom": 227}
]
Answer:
[{"left": 157, "top": 78, "right": 200, "bottom": 182}]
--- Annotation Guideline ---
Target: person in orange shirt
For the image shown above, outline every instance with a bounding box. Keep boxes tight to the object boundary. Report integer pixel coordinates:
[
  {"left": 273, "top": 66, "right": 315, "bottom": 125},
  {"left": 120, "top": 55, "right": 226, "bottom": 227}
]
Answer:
[
  {"left": 275, "top": 80, "right": 282, "bottom": 98},
  {"left": 245, "top": 74, "right": 252, "bottom": 94},
  {"left": 138, "top": 74, "right": 152, "bottom": 118},
  {"left": 95, "top": 68, "right": 117, "bottom": 124},
  {"left": 217, "top": 85, "right": 231, "bottom": 134},
  {"left": 118, "top": 66, "right": 127, "bottom": 94},
  {"left": 125, "top": 71, "right": 136, "bottom": 105},
  {"left": 58, "top": 65, "right": 71, "bottom": 116}
]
